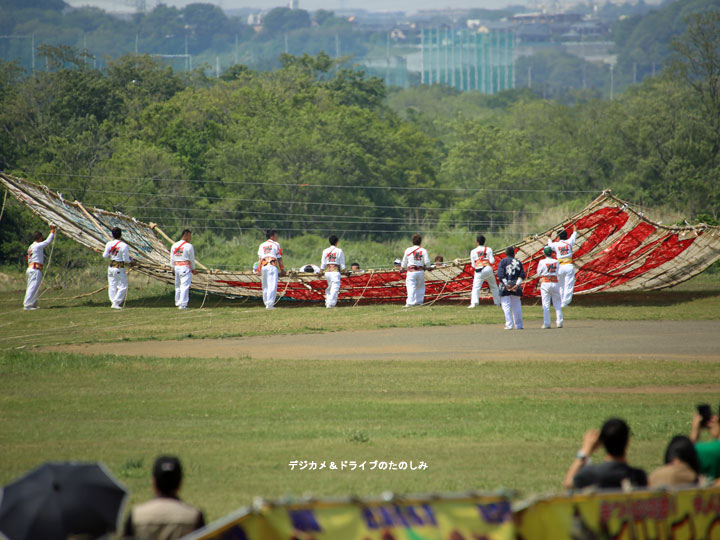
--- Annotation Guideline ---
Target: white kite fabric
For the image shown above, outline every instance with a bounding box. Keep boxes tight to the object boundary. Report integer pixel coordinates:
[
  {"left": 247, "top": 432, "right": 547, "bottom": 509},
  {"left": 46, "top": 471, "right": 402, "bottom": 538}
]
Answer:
[{"left": 2, "top": 172, "right": 720, "bottom": 304}]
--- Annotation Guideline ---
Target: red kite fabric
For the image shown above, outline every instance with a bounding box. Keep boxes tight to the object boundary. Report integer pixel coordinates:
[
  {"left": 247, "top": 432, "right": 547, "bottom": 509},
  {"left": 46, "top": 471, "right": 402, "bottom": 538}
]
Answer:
[{"left": 2, "top": 173, "right": 719, "bottom": 304}]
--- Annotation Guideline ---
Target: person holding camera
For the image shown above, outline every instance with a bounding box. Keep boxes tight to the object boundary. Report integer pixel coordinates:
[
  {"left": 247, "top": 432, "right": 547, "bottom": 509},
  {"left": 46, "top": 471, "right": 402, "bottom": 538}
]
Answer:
[
  {"left": 690, "top": 405, "right": 720, "bottom": 483},
  {"left": 497, "top": 246, "right": 525, "bottom": 330},
  {"left": 562, "top": 417, "right": 647, "bottom": 490}
]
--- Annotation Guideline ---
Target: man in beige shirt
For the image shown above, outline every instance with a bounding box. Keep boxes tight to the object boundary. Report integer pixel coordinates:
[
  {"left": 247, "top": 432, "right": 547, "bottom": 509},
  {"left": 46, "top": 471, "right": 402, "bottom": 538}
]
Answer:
[{"left": 124, "top": 456, "right": 204, "bottom": 540}]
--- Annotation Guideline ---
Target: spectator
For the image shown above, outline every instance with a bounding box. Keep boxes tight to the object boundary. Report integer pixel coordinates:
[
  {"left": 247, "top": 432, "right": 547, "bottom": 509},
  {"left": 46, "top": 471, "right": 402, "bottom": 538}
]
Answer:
[
  {"left": 562, "top": 418, "right": 648, "bottom": 490},
  {"left": 433, "top": 255, "right": 445, "bottom": 268},
  {"left": 124, "top": 456, "right": 205, "bottom": 540},
  {"left": 350, "top": 262, "right": 361, "bottom": 272},
  {"left": 690, "top": 408, "right": 720, "bottom": 483},
  {"left": 393, "top": 259, "right": 402, "bottom": 270},
  {"left": 649, "top": 435, "right": 700, "bottom": 487}
]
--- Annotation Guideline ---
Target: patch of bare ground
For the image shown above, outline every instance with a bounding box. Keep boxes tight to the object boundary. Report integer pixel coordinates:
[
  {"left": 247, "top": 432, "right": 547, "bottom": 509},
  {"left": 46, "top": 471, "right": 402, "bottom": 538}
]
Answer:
[{"left": 44, "top": 320, "right": 720, "bottom": 362}]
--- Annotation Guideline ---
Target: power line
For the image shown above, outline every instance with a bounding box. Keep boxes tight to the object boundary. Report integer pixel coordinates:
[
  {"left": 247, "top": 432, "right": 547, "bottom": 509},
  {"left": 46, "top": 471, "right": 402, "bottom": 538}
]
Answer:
[
  {"left": 53, "top": 188, "right": 548, "bottom": 213},
  {"left": 86, "top": 204, "right": 543, "bottom": 225},
  {"left": 120, "top": 224, "right": 545, "bottom": 235},
  {"left": 32, "top": 172, "right": 599, "bottom": 193},
  {"left": 131, "top": 214, "right": 548, "bottom": 227}
]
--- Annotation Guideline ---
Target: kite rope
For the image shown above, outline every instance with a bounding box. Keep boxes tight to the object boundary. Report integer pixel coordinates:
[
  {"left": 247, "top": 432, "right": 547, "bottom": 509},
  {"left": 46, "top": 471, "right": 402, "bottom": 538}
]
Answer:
[
  {"left": 274, "top": 273, "right": 293, "bottom": 306},
  {"left": 352, "top": 270, "right": 376, "bottom": 308},
  {"left": 423, "top": 268, "right": 455, "bottom": 307},
  {"left": 199, "top": 269, "right": 211, "bottom": 310}
]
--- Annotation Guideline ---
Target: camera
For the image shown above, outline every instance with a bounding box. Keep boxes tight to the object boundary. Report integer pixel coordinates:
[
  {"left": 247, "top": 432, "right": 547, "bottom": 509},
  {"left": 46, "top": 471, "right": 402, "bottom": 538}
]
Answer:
[{"left": 697, "top": 403, "right": 719, "bottom": 428}]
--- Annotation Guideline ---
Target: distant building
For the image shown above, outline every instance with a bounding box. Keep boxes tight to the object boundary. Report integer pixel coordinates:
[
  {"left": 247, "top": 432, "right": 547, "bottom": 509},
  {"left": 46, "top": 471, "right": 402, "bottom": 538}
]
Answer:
[
  {"left": 420, "top": 26, "right": 515, "bottom": 94},
  {"left": 288, "top": 0, "right": 299, "bottom": 9}
]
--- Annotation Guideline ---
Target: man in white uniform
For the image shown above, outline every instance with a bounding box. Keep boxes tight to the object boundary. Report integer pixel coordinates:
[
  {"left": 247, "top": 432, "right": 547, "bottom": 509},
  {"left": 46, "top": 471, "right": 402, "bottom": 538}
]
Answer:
[
  {"left": 401, "top": 234, "right": 431, "bottom": 307},
  {"left": 102, "top": 227, "right": 132, "bottom": 309},
  {"left": 23, "top": 226, "right": 55, "bottom": 310},
  {"left": 547, "top": 223, "right": 578, "bottom": 307},
  {"left": 170, "top": 229, "right": 197, "bottom": 310},
  {"left": 320, "top": 235, "right": 346, "bottom": 308},
  {"left": 468, "top": 234, "right": 500, "bottom": 308},
  {"left": 537, "top": 246, "right": 564, "bottom": 329},
  {"left": 256, "top": 229, "right": 284, "bottom": 310}
]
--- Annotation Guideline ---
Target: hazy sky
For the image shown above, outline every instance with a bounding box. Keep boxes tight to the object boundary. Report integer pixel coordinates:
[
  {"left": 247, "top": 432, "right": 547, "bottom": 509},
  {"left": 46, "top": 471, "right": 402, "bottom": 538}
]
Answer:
[{"left": 67, "top": 0, "right": 524, "bottom": 15}]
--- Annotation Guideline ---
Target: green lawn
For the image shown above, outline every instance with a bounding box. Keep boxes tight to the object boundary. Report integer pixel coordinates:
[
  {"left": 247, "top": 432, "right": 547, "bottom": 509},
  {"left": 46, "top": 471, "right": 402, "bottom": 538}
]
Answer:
[
  {"left": 0, "top": 270, "right": 719, "bottom": 522},
  {"left": 1, "top": 352, "right": 718, "bottom": 522}
]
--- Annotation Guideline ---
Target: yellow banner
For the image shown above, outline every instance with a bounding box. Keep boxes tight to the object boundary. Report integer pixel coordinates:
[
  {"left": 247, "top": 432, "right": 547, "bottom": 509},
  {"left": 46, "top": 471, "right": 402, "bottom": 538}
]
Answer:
[
  {"left": 515, "top": 486, "right": 720, "bottom": 540},
  {"left": 188, "top": 494, "right": 515, "bottom": 540}
]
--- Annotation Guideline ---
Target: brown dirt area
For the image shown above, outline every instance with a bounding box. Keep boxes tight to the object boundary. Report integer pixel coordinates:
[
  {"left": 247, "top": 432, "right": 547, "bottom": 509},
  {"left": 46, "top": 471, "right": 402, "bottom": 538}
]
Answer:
[{"left": 46, "top": 320, "right": 720, "bottom": 362}]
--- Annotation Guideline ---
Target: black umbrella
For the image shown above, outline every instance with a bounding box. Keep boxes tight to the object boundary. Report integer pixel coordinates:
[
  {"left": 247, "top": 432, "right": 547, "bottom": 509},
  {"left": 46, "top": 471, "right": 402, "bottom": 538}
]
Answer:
[{"left": 0, "top": 462, "right": 128, "bottom": 540}]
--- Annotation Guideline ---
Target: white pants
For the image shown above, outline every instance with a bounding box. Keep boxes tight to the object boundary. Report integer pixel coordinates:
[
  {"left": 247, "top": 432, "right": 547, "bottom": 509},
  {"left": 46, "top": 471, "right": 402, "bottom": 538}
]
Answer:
[
  {"left": 24, "top": 268, "right": 42, "bottom": 308},
  {"left": 470, "top": 266, "right": 500, "bottom": 306},
  {"left": 325, "top": 271, "right": 341, "bottom": 307},
  {"left": 558, "top": 263, "right": 575, "bottom": 307},
  {"left": 500, "top": 296, "right": 523, "bottom": 329},
  {"left": 174, "top": 267, "right": 192, "bottom": 308},
  {"left": 540, "top": 282, "right": 563, "bottom": 327},
  {"left": 261, "top": 264, "right": 279, "bottom": 307},
  {"left": 405, "top": 270, "right": 425, "bottom": 306},
  {"left": 108, "top": 267, "right": 128, "bottom": 308}
]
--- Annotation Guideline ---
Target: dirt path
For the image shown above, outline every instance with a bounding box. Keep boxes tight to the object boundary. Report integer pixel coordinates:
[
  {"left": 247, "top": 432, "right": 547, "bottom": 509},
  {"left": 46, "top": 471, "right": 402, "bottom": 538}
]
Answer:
[{"left": 47, "top": 320, "right": 720, "bottom": 361}]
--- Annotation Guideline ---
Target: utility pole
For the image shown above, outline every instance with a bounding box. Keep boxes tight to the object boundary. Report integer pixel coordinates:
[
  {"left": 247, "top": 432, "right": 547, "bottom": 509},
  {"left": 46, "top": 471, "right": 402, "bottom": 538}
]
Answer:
[
  {"left": 420, "top": 27, "right": 425, "bottom": 85},
  {"left": 609, "top": 63, "right": 614, "bottom": 100}
]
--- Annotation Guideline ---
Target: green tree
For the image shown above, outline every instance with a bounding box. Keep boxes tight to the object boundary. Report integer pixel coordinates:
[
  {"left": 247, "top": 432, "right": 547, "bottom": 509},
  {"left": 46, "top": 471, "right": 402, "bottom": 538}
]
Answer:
[
  {"left": 261, "top": 8, "right": 312, "bottom": 37},
  {"left": 668, "top": 10, "right": 720, "bottom": 158}
]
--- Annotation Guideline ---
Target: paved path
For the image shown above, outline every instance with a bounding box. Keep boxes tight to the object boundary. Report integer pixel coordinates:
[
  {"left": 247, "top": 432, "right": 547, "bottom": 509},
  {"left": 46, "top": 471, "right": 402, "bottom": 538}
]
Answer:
[{"left": 48, "top": 320, "right": 720, "bottom": 361}]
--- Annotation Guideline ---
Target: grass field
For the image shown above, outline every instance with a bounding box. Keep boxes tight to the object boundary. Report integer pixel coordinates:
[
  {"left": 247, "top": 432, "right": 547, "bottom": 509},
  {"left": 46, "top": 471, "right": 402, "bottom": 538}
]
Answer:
[{"left": 1, "top": 269, "right": 720, "bottom": 524}]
